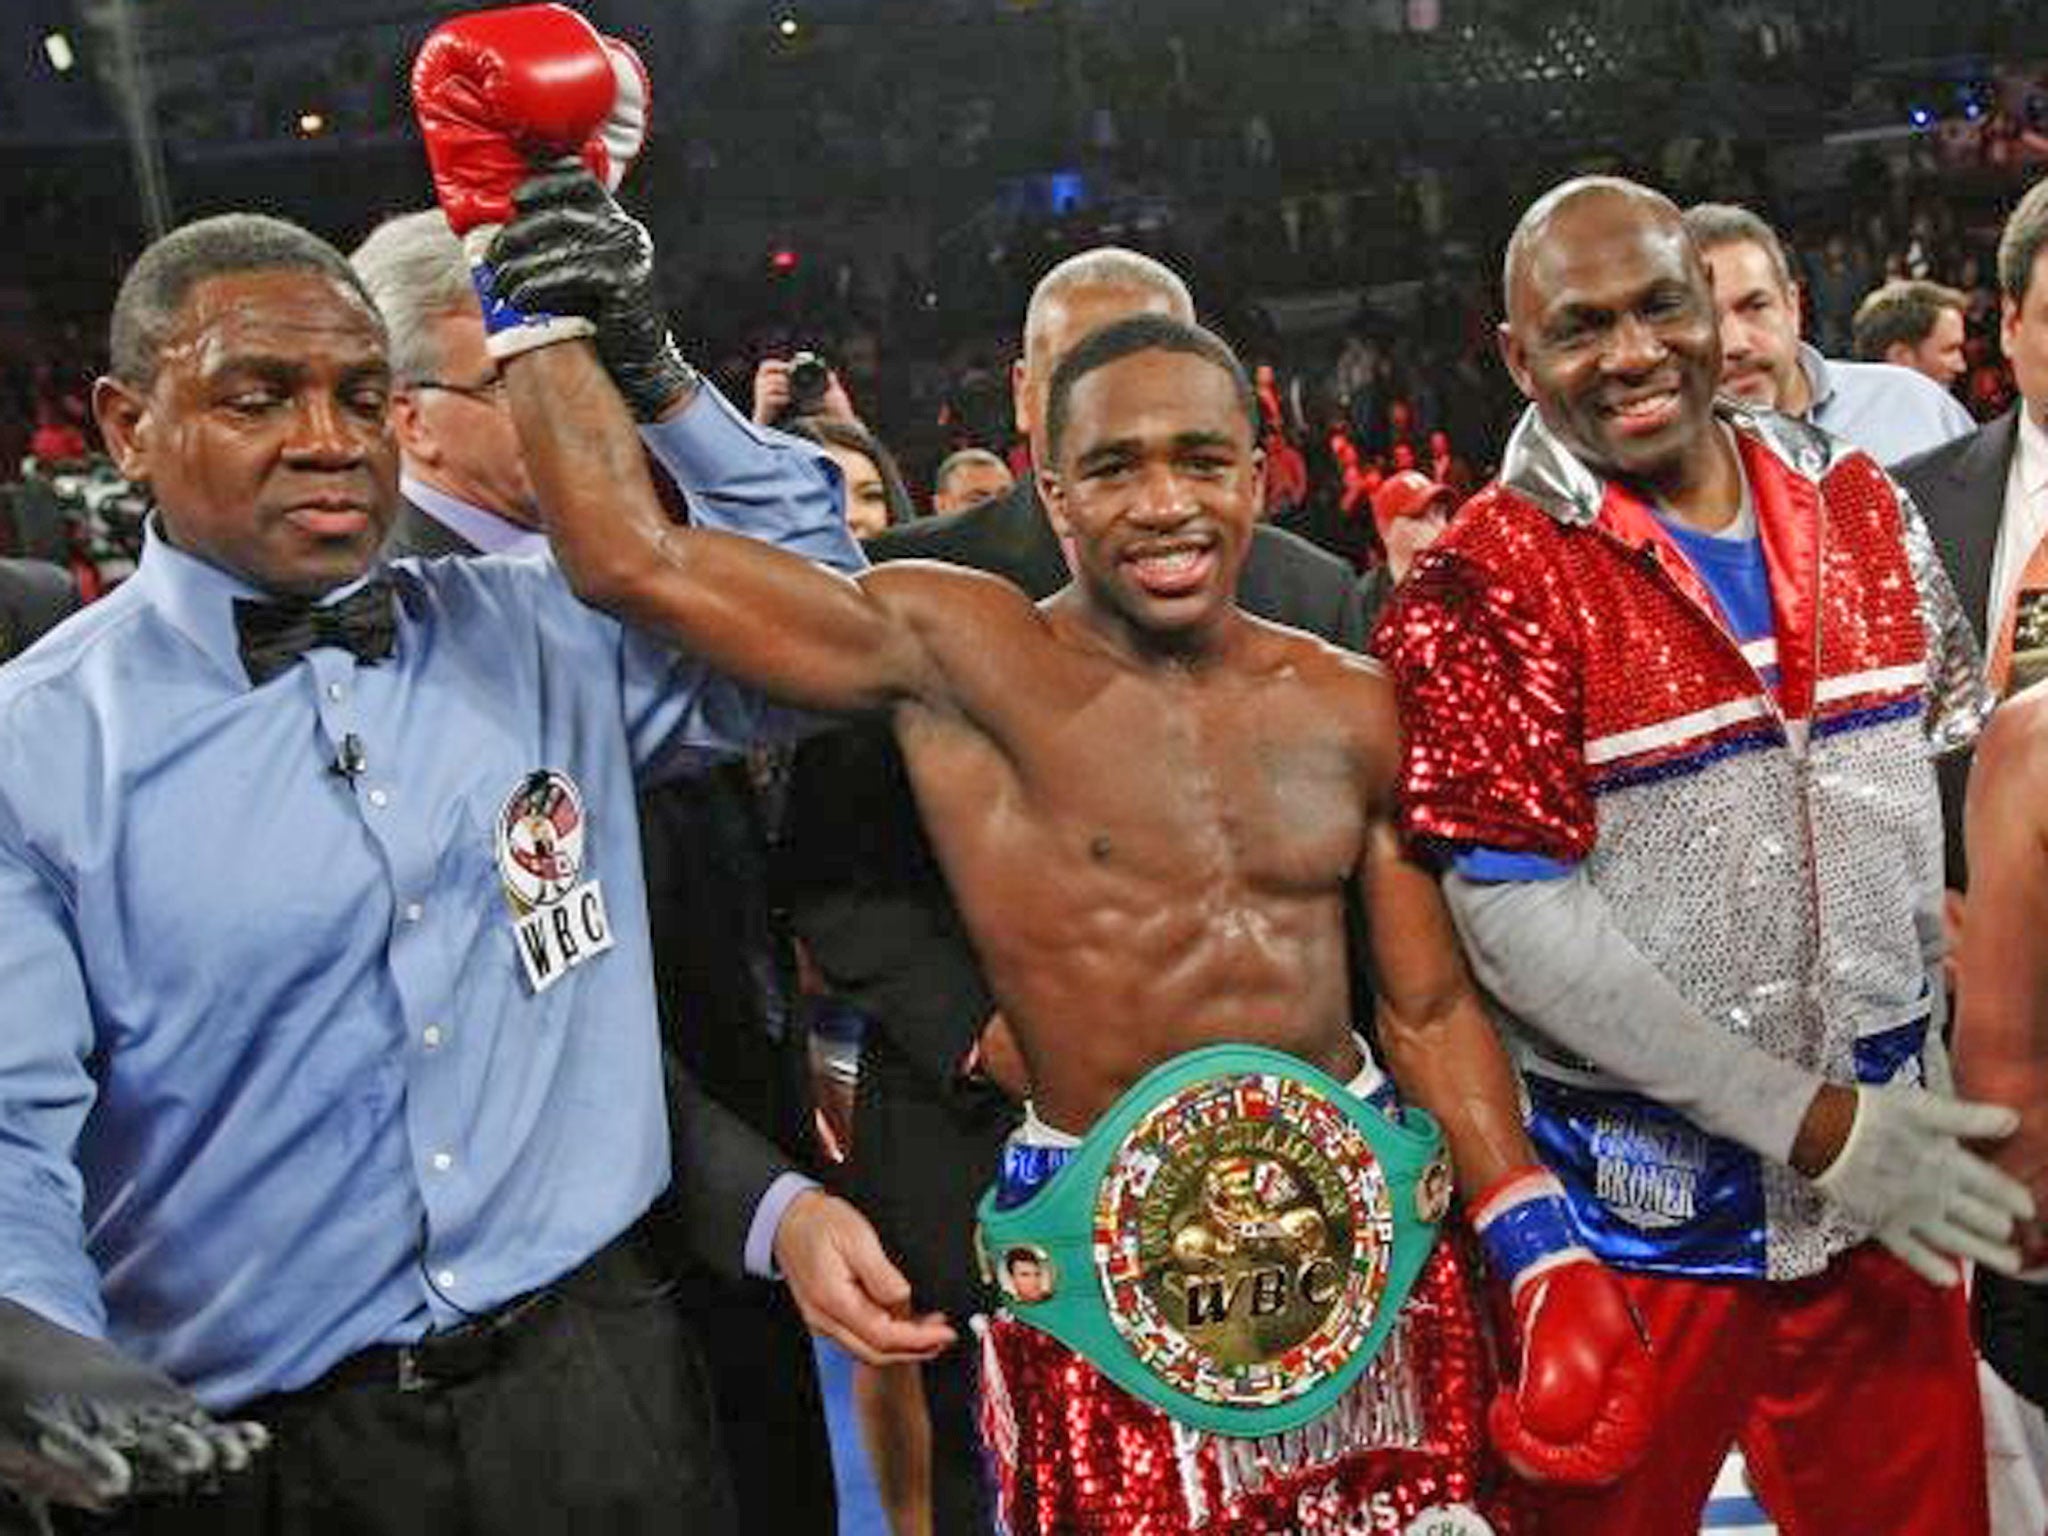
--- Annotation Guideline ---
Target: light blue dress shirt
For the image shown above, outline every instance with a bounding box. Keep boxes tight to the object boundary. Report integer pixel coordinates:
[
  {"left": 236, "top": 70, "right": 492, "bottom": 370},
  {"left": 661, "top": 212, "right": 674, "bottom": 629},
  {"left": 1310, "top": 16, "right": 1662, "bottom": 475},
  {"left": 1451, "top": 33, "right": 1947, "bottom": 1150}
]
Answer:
[
  {"left": 0, "top": 385, "right": 859, "bottom": 1410},
  {"left": 1800, "top": 342, "right": 1975, "bottom": 467},
  {"left": 399, "top": 475, "right": 549, "bottom": 558}
]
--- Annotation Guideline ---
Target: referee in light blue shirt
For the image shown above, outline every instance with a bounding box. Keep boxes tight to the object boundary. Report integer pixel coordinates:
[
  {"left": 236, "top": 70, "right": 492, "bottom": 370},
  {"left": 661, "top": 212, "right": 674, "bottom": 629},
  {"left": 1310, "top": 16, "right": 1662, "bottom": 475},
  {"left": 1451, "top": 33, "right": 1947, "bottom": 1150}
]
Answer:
[{"left": 0, "top": 210, "right": 951, "bottom": 1534}]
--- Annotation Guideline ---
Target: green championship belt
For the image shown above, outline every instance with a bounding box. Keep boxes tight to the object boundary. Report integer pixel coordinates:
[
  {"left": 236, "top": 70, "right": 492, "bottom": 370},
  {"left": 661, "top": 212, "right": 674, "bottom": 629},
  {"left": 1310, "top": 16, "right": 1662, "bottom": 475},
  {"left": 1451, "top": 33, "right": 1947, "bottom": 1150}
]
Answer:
[{"left": 976, "top": 1044, "right": 1451, "bottom": 1438}]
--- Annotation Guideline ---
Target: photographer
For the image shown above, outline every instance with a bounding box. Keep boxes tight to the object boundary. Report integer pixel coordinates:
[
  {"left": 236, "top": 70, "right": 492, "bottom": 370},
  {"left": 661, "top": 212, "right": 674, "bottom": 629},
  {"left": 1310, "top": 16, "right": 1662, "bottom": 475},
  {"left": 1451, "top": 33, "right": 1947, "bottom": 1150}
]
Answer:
[{"left": 752, "top": 351, "right": 859, "bottom": 428}]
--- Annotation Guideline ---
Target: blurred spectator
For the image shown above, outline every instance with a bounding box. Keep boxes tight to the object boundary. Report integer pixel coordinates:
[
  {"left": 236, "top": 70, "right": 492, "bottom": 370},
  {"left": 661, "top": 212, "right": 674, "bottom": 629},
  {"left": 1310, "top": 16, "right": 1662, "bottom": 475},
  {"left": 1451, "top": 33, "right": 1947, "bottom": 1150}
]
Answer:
[
  {"left": 1686, "top": 202, "right": 1974, "bottom": 465},
  {"left": 1853, "top": 280, "right": 1969, "bottom": 390},
  {"left": 1357, "top": 471, "right": 1452, "bottom": 629},
  {"left": 1804, "top": 234, "right": 1873, "bottom": 356},
  {"left": 1426, "top": 427, "right": 1476, "bottom": 502},
  {"left": 1326, "top": 424, "right": 1379, "bottom": 522},
  {"left": 752, "top": 355, "right": 861, "bottom": 431},
  {"left": 1262, "top": 429, "right": 1309, "bottom": 519},
  {"left": 930, "top": 448, "right": 1013, "bottom": 516},
  {"left": 787, "top": 416, "right": 917, "bottom": 539},
  {"left": 26, "top": 403, "right": 87, "bottom": 467},
  {"left": 1253, "top": 360, "right": 1302, "bottom": 440}
]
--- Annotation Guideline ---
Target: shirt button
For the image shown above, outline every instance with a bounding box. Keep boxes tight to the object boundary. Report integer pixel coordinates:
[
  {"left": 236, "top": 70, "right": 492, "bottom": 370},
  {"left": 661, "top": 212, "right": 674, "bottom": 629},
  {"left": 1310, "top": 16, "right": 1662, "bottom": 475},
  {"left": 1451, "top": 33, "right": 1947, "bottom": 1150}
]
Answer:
[
  {"left": 367, "top": 788, "right": 389, "bottom": 809},
  {"left": 422, "top": 1025, "right": 444, "bottom": 1049},
  {"left": 326, "top": 682, "right": 345, "bottom": 702},
  {"left": 431, "top": 1151, "right": 454, "bottom": 1173},
  {"left": 436, "top": 1269, "right": 457, "bottom": 1290},
  {"left": 403, "top": 902, "right": 424, "bottom": 924}
]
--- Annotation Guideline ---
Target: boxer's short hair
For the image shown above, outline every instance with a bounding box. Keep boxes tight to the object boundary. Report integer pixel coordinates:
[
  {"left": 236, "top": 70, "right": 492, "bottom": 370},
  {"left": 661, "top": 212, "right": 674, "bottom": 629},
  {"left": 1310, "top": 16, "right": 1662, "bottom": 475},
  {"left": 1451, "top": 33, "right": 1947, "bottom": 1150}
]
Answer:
[{"left": 1044, "top": 314, "right": 1256, "bottom": 465}]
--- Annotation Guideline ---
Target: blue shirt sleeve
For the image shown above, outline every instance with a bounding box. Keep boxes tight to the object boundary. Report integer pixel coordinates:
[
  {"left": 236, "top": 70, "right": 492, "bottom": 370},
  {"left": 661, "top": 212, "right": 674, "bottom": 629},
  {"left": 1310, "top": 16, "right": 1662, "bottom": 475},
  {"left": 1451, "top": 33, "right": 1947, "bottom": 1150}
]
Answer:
[
  {"left": 0, "top": 800, "right": 108, "bottom": 1340},
  {"left": 1452, "top": 846, "right": 1579, "bottom": 883},
  {"left": 618, "top": 384, "right": 866, "bottom": 774}
]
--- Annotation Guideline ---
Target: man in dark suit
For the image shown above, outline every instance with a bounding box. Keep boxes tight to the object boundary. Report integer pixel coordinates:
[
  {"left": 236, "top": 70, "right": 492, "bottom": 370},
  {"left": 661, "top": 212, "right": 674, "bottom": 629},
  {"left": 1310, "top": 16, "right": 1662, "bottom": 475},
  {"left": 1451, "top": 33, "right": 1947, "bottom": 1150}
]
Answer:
[
  {"left": 781, "top": 246, "right": 1374, "bottom": 1533},
  {"left": 1896, "top": 408, "right": 2020, "bottom": 890},
  {"left": 0, "top": 558, "right": 78, "bottom": 665},
  {"left": 1896, "top": 178, "right": 2048, "bottom": 887},
  {"left": 351, "top": 209, "right": 840, "bottom": 1532},
  {"left": 1896, "top": 179, "right": 2048, "bottom": 1454}
]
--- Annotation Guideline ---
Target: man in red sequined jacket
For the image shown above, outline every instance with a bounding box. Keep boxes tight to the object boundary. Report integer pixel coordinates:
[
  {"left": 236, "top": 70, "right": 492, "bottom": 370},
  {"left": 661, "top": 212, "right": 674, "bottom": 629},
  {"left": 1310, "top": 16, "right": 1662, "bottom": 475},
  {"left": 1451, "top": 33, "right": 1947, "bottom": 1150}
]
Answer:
[{"left": 1378, "top": 176, "right": 2034, "bottom": 1536}]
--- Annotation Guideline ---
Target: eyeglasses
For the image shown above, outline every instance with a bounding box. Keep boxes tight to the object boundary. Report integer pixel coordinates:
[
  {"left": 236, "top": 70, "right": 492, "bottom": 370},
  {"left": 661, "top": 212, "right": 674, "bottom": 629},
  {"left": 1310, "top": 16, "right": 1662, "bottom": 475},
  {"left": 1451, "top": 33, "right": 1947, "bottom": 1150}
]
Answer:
[{"left": 409, "top": 373, "right": 507, "bottom": 403}]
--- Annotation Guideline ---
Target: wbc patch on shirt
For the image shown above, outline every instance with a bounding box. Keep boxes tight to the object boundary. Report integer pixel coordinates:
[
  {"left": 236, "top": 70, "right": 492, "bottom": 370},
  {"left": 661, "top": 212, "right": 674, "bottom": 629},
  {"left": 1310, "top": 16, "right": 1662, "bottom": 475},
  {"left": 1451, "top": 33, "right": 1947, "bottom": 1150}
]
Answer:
[{"left": 494, "top": 769, "right": 614, "bottom": 993}]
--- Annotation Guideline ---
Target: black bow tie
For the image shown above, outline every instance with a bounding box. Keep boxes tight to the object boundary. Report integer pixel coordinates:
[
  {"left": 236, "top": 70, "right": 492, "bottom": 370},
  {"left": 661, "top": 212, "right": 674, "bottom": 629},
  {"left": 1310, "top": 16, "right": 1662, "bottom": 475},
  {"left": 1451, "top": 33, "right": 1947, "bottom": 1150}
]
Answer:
[{"left": 233, "top": 578, "right": 397, "bottom": 687}]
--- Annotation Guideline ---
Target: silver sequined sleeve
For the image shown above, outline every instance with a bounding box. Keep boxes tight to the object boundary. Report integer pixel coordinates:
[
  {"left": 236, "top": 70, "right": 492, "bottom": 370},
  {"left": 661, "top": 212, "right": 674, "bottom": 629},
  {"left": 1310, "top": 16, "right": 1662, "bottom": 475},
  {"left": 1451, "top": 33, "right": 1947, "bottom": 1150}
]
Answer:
[
  {"left": 1893, "top": 476, "right": 1993, "bottom": 756},
  {"left": 1442, "top": 869, "right": 1823, "bottom": 1166}
]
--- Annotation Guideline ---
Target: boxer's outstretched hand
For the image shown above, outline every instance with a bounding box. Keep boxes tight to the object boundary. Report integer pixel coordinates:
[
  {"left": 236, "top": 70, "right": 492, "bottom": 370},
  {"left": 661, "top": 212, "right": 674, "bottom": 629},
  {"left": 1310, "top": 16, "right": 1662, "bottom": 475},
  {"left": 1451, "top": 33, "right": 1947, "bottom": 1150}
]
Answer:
[
  {"left": 491, "top": 169, "right": 695, "bottom": 420},
  {"left": 1473, "top": 1169, "right": 1652, "bottom": 1486},
  {"left": 412, "top": 5, "right": 648, "bottom": 361},
  {"left": 773, "top": 1191, "right": 956, "bottom": 1367},
  {"left": 0, "top": 1299, "right": 267, "bottom": 1511}
]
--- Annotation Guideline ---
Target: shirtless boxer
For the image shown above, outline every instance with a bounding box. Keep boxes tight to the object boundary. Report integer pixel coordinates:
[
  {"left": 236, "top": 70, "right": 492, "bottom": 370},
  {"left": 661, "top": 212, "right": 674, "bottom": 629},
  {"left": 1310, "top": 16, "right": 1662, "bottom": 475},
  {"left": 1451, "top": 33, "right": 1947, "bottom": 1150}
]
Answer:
[
  {"left": 427, "top": 139, "right": 1652, "bottom": 1532},
  {"left": 1955, "top": 684, "right": 2048, "bottom": 1407}
]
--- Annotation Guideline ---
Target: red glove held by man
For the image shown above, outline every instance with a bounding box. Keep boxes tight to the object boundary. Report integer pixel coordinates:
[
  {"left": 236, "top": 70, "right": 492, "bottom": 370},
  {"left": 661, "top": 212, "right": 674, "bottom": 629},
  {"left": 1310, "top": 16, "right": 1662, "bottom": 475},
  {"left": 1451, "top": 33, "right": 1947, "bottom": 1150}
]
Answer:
[
  {"left": 411, "top": 4, "right": 650, "bottom": 355},
  {"left": 1473, "top": 1168, "right": 1654, "bottom": 1486}
]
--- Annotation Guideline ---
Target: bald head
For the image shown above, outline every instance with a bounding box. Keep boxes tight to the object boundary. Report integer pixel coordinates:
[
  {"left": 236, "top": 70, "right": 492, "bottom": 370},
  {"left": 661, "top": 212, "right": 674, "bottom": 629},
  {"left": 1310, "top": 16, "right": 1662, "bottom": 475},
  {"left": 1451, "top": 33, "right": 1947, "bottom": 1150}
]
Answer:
[
  {"left": 1495, "top": 175, "right": 1723, "bottom": 492},
  {"left": 1015, "top": 247, "right": 1194, "bottom": 459},
  {"left": 1502, "top": 177, "right": 1689, "bottom": 329}
]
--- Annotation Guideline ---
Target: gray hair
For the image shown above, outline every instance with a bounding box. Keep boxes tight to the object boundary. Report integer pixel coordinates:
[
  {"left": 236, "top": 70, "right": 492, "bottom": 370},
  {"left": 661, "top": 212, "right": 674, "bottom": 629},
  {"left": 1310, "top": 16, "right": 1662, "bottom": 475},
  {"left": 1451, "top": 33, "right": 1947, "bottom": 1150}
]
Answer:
[
  {"left": 110, "top": 213, "right": 378, "bottom": 387},
  {"left": 349, "top": 209, "right": 476, "bottom": 383},
  {"left": 1681, "top": 202, "right": 1795, "bottom": 290},
  {"left": 1024, "top": 247, "right": 1193, "bottom": 349},
  {"left": 933, "top": 446, "right": 1010, "bottom": 496},
  {"left": 1998, "top": 179, "right": 2048, "bottom": 306}
]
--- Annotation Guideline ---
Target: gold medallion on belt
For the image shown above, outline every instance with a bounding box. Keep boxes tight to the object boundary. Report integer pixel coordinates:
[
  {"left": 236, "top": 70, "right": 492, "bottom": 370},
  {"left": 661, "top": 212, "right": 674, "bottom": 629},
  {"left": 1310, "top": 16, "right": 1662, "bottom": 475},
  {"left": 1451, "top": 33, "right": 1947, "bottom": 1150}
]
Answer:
[{"left": 1096, "top": 1071, "right": 1398, "bottom": 1409}]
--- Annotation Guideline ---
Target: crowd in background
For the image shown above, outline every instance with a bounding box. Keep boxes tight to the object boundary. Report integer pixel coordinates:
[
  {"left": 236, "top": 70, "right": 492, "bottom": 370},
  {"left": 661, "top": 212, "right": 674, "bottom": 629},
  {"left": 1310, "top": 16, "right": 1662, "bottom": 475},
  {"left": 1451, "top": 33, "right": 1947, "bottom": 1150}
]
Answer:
[{"left": 0, "top": 146, "right": 2036, "bottom": 588}]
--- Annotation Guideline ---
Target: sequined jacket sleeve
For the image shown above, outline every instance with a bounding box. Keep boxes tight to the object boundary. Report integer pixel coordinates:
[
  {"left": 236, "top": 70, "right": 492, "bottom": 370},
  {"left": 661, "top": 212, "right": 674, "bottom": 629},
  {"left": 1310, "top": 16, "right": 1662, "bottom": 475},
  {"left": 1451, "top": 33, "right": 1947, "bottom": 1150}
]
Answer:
[
  {"left": 1888, "top": 474, "right": 1993, "bottom": 756},
  {"left": 1374, "top": 506, "right": 1595, "bottom": 865}
]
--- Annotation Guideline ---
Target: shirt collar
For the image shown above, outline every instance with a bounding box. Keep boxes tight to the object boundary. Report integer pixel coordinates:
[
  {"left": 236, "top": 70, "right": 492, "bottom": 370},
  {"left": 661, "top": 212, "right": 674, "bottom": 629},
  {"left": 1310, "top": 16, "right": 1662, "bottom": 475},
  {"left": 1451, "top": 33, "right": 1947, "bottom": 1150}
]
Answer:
[
  {"left": 1797, "top": 342, "right": 1833, "bottom": 413},
  {"left": 401, "top": 476, "right": 549, "bottom": 558},
  {"left": 1497, "top": 394, "right": 1830, "bottom": 528},
  {"left": 132, "top": 515, "right": 384, "bottom": 687},
  {"left": 2016, "top": 404, "right": 2048, "bottom": 502}
]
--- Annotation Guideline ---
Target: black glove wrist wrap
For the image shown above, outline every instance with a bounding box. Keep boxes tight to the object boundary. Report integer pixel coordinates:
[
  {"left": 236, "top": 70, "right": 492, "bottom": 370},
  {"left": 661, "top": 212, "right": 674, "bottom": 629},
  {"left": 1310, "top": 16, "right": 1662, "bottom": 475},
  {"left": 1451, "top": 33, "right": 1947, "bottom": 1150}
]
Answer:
[{"left": 492, "top": 168, "right": 698, "bottom": 421}]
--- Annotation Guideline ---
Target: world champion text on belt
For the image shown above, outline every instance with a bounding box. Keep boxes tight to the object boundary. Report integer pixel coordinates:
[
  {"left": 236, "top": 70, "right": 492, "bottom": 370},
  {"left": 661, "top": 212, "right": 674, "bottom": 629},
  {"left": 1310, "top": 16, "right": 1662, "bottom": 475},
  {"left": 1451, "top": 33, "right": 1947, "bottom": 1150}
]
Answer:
[{"left": 977, "top": 1043, "right": 1450, "bottom": 1437}]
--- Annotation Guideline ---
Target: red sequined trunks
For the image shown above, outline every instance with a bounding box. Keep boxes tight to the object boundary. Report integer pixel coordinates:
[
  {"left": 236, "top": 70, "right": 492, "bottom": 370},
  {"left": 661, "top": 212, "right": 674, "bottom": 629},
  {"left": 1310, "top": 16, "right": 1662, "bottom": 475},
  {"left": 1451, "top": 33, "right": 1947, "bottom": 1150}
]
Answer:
[{"left": 978, "top": 1238, "right": 1527, "bottom": 1534}]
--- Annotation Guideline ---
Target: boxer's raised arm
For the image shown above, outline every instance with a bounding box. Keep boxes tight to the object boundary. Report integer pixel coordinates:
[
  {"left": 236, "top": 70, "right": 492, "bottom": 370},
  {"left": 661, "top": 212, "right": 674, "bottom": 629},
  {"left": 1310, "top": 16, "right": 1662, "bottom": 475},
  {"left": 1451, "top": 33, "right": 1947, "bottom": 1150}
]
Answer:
[
  {"left": 411, "top": 11, "right": 986, "bottom": 717},
  {"left": 507, "top": 341, "right": 969, "bottom": 715}
]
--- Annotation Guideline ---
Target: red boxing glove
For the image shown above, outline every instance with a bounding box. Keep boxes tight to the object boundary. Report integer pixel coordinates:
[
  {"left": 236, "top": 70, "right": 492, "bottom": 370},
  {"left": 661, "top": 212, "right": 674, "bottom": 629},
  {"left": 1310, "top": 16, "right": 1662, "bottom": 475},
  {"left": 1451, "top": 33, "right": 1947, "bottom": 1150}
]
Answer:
[
  {"left": 412, "top": 5, "right": 616, "bottom": 236},
  {"left": 588, "top": 36, "right": 651, "bottom": 192},
  {"left": 1473, "top": 1168, "right": 1653, "bottom": 1486},
  {"left": 411, "top": 7, "right": 651, "bottom": 358}
]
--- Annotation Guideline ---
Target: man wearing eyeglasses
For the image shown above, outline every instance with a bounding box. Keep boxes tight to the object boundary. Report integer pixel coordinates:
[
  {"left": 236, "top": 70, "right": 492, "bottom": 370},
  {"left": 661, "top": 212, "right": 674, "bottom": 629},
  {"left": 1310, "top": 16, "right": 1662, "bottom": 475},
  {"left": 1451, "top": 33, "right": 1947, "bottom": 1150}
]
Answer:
[
  {"left": 351, "top": 210, "right": 546, "bottom": 559},
  {"left": 346, "top": 207, "right": 846, "bottom": 1531}
]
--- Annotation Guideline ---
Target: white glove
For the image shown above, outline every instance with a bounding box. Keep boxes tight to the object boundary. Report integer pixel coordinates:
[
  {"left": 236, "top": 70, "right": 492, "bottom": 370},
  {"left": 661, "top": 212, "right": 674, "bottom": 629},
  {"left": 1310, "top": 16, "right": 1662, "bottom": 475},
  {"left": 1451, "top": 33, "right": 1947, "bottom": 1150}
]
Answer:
[
  {"left": 1920, "top": 1017, "right": 1955, "bottom": 1095},
  {"left": 1813, "top": 1083, "right": 2035, "bottom": 1286}
]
